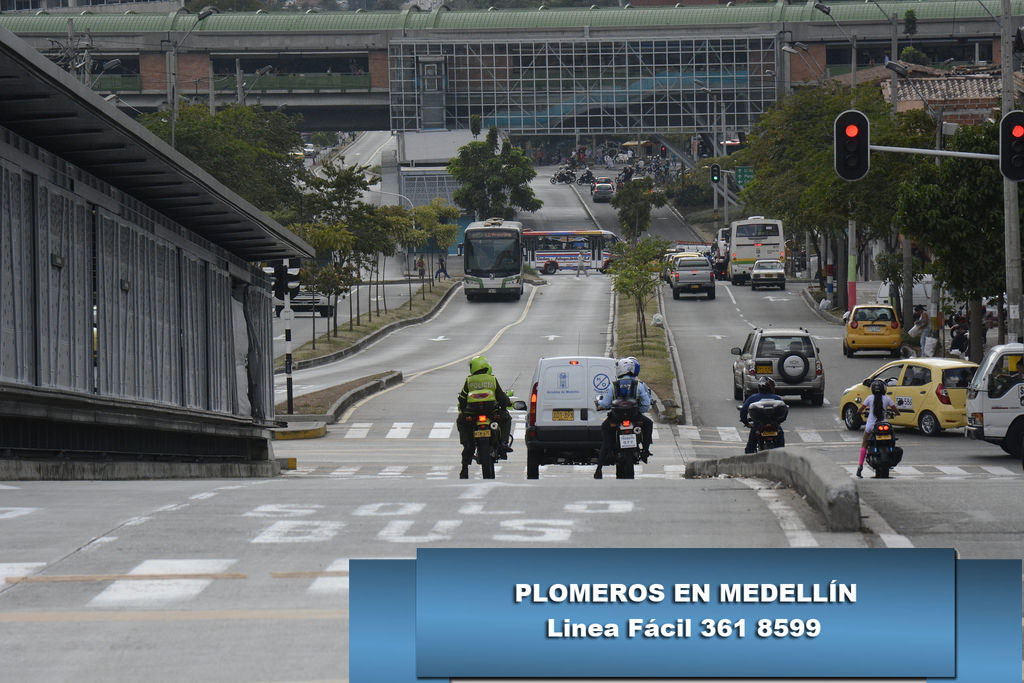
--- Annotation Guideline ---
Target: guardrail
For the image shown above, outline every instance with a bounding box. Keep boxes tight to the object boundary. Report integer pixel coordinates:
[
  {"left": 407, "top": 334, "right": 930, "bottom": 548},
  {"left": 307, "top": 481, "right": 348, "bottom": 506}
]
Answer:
[{"left": 92, "top": 73, "right": 372, "bottom": 95}]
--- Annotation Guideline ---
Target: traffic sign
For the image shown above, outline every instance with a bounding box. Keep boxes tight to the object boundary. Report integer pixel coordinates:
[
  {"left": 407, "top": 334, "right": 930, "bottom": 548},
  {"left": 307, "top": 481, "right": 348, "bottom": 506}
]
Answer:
[{"left": 735, "top": 166, "right": 754, "bottom": 188}]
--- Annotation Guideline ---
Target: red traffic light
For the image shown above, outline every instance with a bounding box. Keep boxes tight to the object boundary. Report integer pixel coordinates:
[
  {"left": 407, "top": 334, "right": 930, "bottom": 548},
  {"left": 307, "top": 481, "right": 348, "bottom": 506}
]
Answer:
[
  {"left": 844, "top": 124, "right": 860, "bottom": 138},
  {"left": 1013, "top": 124, "right": 1024, "bottom": 138}
]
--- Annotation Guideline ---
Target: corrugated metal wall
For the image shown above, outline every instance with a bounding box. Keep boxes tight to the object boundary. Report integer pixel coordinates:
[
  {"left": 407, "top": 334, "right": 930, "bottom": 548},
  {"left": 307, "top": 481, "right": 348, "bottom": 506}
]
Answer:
[
  {"left": 36, "top": 181, "right": 91, "bottom": 394},
  {"left": 0, "top": 135, "right": 273, "bottom": 422},
  {"left": 0, "top": 160, "right": 35, "bottom": 386}
]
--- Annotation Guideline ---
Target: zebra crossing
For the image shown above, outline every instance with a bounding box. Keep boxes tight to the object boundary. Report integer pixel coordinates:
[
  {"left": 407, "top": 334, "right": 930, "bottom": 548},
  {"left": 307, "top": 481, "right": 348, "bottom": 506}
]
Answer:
[
  {"left": 334, "top": 420, "right": 867, "bottom": 445},
  {"left": 285, "top": 461, "right": 1020, "bottom": 481}
]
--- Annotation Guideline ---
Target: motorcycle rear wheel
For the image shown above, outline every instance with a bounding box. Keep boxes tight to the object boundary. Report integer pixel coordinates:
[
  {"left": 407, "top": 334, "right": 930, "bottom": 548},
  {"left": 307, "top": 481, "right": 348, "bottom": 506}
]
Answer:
[
  {"left": 615, "top": 452, "right": 636, "bottom": 479},
  {"left": 477, "top": 439, "right": 495, "bottom": 479}
]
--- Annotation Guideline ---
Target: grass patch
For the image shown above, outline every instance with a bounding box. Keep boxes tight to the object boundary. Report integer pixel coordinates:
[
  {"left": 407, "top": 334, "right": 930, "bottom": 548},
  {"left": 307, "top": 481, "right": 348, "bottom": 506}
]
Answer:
[
  {"left": 615, "top": 291, "right": 677, "bottom": 419},
  {"left": 275, "top": 371, "right": 393, "bottom": 415},
  {"left": 275, "top": 279, "right": 459, "bottom": 369}
]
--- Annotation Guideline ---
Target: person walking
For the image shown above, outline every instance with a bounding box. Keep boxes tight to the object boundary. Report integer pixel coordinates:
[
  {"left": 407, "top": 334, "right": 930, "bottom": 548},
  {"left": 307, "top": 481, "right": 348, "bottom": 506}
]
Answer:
[
  {"left": 435, "top": 255, "right": 450, "bottom": 281},
  {"left": 416, "top": 256, "right": 425, "bottom": 280},
  {"left": 575, "top": 249, "right": 589, "bottom": 279}
]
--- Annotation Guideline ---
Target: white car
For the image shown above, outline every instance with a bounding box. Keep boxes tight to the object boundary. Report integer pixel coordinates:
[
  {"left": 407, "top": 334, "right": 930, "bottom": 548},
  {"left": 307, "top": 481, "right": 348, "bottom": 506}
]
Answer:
[
  {"left": 750, "top": 259, "right": 786, "bottom": 290},
  {"left": 303, "top": 143, "right": 316, "bottom": 158},
  {"left": 517, "top": 356, "right": 616, "bottom": 479}
]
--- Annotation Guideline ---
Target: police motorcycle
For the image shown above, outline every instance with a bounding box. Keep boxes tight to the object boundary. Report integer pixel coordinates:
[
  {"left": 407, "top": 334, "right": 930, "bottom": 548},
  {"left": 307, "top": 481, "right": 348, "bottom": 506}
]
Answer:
[
  {"left": 550, "top": 167, "right": 577, "bottom": 185},
  {"left": 576, "top": 168, "right": 596, "bottom": 185},
  {"left": 595, "top": 395, "right": 643, "bottom": 480},
  {"left": 864, "top": 407, "right": 903, "bottom": 479},
  {"left": 739, "top": 399, "right": 788, "bottom": 451},
  {"left": 459, "top": 385, "right": 516, "bottom": 480}
]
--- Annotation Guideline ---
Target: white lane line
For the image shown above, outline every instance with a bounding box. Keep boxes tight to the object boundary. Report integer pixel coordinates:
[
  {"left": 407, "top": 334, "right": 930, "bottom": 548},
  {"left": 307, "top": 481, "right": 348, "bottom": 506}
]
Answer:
[
  {"left": 724, "top": 285, "right": 737, "bottom": 305},
  {"left": 329, "top": 467, "right": 359, "bottom": 478},
  {"left": 344, "top": 423, "right": 371, "bottom": 439},
  {"left": 651, "top": 427, "right": 660, "bottom": 440},
  {"left": 717, "top": 426, "right": 742, "bottom": 442},
  {"left": 447, "top": 406, "right": 459, "bottom": 413},
  {"left": 896, "top": 465, "right": 922, "bottom": 476},
  {"left": 796, "top": 429, "right": 823, "bottom": 443},
  {"left": 678, "top": 425, "right": 700, "bottom": 440},
  {"left": 189, "top": 492, "right": 217, "bottom": 501},
  {"left": 0, "top": 562, "right": 46, "bottom": 582},
  {"left": 936, "top": 465, "right": 968, "bottom": 476},
  {"left": 307, "top": 558, "right": 348, "bottom": 595},
  {"left": 427, "top": 466, "right": 455, "bottom": 479},
  {"left": 513, "top": 422, "right": 526, "bottom": 440},
  {"left": 378, "top": 466, "right": 408, "bottom": 477},
  {"left": 980, "top": 465, "right": 1018, "bottom": 476},
  {"left": 839, "top": 432, "right": 862, "bottom": 442},
  {"left": 737, "top": 479, "right": 818, "bottom": 547},
  {"left": 858, "top": 500, "right": 914, "bottom": 548},
  {"left": 385, "top": 422, "right": 413, "bottom": 439},
  {"left": 89, "top": 559, "right": 236, "bottom": 607},
  {"left": 823, "top": 398, "right": 832, "bottom": 406},
  {"left": 428, "top": 422, "right": 453, "bottom": 439},
  {"left": 663, "top": 465, "right": 686, "bottom": 476}
]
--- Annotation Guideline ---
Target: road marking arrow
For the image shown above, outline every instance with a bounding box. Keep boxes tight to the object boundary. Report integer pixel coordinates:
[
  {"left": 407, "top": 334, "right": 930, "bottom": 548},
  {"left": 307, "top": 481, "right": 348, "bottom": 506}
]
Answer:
[
  {"left": 545, "top": 335, "right": 560, "bottom": 341},
  {"left": 763, "top": 296, "right": 791, "bottom": 302},
  {"left": 429, "top": 336, "right": 449, "bottom": 342},
  {"left": 708, "top": 334, "right": 727, "bottom": 340}
]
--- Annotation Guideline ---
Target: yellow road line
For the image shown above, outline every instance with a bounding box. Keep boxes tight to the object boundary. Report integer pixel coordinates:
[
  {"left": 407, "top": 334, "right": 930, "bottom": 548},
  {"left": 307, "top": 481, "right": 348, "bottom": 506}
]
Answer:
[
  {"left": 340, "top": 284, "right": 541, "bottom": 423},
  {"left": 0, "top": 608, "right": 347, "bottom": 623},
  {"left": 6, "top": 572, "right": 246, "bottom": 584},
  {"left": 271, "top": 570, "right": 349, "bottom": 579}
]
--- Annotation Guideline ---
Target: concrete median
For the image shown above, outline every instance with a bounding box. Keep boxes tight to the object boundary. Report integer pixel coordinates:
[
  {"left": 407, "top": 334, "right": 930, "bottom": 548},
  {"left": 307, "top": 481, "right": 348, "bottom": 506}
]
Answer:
[{"left": 685, "top": 446, "right": 860, "bottom": 532}]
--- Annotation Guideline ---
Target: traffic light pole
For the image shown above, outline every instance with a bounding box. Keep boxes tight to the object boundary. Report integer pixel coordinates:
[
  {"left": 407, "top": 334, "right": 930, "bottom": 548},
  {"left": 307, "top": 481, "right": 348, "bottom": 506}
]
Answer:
[
  {"left": 1002, "top": 0, "right": 1022, "bottom": 342},
  {"left": 284, "top": 290, "right": 294, "bottom": 415}
]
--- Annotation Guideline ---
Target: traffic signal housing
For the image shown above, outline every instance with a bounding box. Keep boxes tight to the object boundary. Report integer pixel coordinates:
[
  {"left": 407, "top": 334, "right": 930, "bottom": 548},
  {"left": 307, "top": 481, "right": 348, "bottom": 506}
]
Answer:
[
  {"left": 660, "top": 145, "right": 667, "bottom": 158},
  {"left": 834, "top": 110, "right": 870, "bottom": 181},
  {"left": 270, "top": 258, "right": 301, "bottom": 301},
  {"left": 710, "top": 163, "right": 721, "bottom": 183},
  {"left": 1000, "top": 111, "right": 1024, "bottom": 181}
]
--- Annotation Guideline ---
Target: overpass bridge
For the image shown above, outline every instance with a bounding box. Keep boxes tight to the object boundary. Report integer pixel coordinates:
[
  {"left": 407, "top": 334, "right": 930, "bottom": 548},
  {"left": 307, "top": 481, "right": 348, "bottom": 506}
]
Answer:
[{"left": 0, "top": 2, "right": 1015, "bottom": 134}]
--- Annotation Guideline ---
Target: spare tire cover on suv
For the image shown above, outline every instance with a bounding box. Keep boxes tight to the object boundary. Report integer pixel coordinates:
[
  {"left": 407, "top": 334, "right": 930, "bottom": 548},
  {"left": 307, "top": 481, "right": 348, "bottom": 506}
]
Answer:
[{"left": 778, "top": 352, "right": 810, "bottom": 384}]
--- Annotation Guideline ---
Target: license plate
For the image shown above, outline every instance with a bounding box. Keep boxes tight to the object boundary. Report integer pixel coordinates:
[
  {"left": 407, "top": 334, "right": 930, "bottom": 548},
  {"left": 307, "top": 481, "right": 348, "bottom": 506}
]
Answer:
[
  {"left": 756, "top": 364, "right": 773, "bottom": 374},
  {"left": 875, "top": 434, "right": 892, "bottom": 440},
  {"left": 619, "top": 433, "right": 637, "bottom": 448},
  {"left": 552, "top": 409, "right": 573, "bottom": 421},
  {"left": 690, "top": 284, "right": 700, "bottom": 289},
  {"left": 473, "top": 429, "right": 491, "bottom": 438},
  {"left": 762, "top": 431, "right": 778, "bottom": 437},
  {"left": 868, "top": 325, "right": 882, "bottom": 332},
  {"left": 488, "top": 289, "right": 497, "bottom": 294}
]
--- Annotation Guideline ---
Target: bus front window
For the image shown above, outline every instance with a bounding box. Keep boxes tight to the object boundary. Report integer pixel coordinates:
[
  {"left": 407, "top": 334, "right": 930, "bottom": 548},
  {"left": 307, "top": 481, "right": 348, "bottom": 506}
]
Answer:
[{"left": 465, "top": 236, "right": 520, "bottom": 275}]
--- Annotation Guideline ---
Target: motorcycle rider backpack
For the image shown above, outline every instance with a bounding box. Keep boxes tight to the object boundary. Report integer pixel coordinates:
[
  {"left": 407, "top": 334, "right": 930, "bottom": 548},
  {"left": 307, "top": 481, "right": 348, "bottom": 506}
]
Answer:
[{"left": 613, "top": 377, "right": 639, "bottom": 400}]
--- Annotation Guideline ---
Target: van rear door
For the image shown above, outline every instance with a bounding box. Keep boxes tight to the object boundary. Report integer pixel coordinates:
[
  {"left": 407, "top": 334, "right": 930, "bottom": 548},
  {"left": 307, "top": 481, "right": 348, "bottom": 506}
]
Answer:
[
  {"left": 586, "top": 358, "right": 616, "bottom": 439},
  {"left": 537, "top": 359, "right": 588, "bottom": 426}
]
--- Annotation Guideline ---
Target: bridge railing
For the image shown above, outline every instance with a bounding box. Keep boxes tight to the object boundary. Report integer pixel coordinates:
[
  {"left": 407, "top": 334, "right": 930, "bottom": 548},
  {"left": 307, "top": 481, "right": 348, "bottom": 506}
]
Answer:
[{"left": 92, "top": 73, "right": 373, "bottom": 95}]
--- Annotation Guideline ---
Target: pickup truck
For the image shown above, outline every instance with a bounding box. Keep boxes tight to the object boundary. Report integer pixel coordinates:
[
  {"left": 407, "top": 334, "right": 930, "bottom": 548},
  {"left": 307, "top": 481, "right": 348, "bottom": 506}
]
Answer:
[
  {"left": 670, "top": 256, "right": 716, "bottom": 300},
  {"left": 274, "top": 288, "right": 333, "bottom": 317}
]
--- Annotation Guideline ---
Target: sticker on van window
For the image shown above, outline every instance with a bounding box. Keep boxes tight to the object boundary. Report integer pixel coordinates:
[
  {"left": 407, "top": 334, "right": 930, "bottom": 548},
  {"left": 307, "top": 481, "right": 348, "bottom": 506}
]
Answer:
[{"left": 593, "top": 373, "right": 610, "bottom": 391}]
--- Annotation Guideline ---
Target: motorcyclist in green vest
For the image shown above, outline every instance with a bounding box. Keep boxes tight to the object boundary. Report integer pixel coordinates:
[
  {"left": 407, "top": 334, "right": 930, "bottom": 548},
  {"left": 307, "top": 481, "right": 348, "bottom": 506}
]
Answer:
[{"left": 457, "top": 355, "right": 513, "bottom": 478}]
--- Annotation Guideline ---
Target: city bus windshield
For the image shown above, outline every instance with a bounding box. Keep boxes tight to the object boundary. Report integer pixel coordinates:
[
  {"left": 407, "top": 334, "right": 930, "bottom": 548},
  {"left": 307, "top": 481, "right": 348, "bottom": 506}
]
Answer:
[
  {"left": 735, "top": 223, "right": 780, "bottom": 239},
  {"left": 465, "top": 233, "right": 521, "bottom": 276}
]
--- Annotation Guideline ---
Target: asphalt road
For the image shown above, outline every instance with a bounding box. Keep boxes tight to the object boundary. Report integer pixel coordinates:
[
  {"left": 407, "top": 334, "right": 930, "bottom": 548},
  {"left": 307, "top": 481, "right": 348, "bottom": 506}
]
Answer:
[{"left": 3, "top": 159, "right": 1022, "bottom": 681}]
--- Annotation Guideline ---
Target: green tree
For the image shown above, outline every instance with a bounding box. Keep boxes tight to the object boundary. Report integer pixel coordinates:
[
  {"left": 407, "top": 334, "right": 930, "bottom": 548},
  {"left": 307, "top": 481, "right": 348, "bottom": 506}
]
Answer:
[
  {"left": 448, "top": 126, "right": 542, "bottom": 219},
  {"left": 138, "top": 102, "right": 304, "bottom": 217},
  {"left": 607, "top": 237, "right": 669, "bottom": 353},
  {"left": 900, "top": 46, "right": 929, "bottom": 65},
  {"left": 290, "top": 222, "right": 358, "bottom": 342},
  {"left": 311, "top": 131, "right": 340, "bottom": 148},
  {"left": 903, "top": 9, "right": 918, "bottom": 38},
  {"left": 470, "top": 114, "right": 482, "bottom": 138},
  {"left": 610, "top": 177, "right": 666, "bottom": 243},
  {"left": 894, "top": 122, "right": 1014, "bottom": 360},
  {"left": 410, "top": 198, "right": 462, "bottom": 299}
]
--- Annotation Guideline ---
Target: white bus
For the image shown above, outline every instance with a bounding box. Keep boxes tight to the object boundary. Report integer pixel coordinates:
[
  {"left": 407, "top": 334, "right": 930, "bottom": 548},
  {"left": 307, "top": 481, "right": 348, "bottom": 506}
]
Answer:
[
  {"left": 522, "top": 229, "right": 619, "bottom": 275},
  {"left": 462, "top": 218, "right": 524, "bottom": 301},
  {"left": 728, "top": 216, "right": 784, "bottom": 285}
]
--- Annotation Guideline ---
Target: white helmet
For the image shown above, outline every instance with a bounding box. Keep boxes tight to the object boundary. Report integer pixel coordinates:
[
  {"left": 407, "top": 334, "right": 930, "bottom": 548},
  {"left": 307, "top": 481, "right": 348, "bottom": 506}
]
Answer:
[{"left": 615, "top": 358, "right": 634, "bottom": 378}]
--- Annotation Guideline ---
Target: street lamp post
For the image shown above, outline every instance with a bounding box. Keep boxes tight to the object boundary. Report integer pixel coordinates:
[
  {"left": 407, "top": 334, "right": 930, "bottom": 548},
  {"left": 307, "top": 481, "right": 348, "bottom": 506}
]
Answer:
[
  {"left": 170, "top": 7, "right": 216, "bottom": 149},
  {"left": 238, "top": 65, "right": 274, "bottom": 105},
  {"left": 782, "top": 44, "right": 825, "bottom": 86},
  {"left": 699, "top": 83, "right": 729, "bottom": 226},
  {"left": 89, "top": 58, "right": 121, "bottom": 89}
]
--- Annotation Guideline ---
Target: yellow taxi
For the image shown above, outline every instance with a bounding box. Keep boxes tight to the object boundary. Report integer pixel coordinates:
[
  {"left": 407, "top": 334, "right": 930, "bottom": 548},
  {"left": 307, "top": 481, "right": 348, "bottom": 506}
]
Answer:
[
  {"left": 843, "top": 304, "right": 902, "bottom": 357},
  {"left": 839, "top": 358, "right": 978, "bottom": 436}
]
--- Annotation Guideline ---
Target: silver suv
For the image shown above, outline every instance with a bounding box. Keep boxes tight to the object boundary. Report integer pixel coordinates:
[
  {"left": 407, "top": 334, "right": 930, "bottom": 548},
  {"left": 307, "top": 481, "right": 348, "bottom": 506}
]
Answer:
[{"left": 731, "top": 327, "right": 824, "bottom": 405}]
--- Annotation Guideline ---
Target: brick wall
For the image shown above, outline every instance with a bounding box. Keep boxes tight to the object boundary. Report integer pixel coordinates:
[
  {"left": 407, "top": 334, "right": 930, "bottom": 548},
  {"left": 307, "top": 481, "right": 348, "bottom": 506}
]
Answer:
[
  {"left": 177, "top": 53, "right": 211, "bottom": 93},
  {"left": 369, "top": 50, "right": 388, "bottom": 90},
  {"left": 787, "top": 44, "right": 826, "bottom": 84},
  {"left": 140, "top": 53, "right": 166, "bottom": 92}
]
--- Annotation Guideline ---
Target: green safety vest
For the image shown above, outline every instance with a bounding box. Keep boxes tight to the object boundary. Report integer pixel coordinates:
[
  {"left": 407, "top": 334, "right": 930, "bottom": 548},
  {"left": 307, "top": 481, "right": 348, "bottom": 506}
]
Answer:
[{"left": 464, "top": 373, "right": 498, "bottom": 404}]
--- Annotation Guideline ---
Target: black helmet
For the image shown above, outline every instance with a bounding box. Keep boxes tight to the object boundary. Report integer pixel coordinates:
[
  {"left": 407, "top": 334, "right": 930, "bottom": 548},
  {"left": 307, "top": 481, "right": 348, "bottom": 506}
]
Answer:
[
  {"left": 757, "top": 376, "right": 775, "bottom": 393},
  {"left": 870, "top": 379, "right": 886, "bottom": 395}
]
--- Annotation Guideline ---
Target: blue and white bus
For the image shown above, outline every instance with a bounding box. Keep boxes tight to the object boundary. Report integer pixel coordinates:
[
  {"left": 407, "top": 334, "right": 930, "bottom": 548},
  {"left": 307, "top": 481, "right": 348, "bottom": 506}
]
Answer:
[
  {"left": 522, "top": 229, "right": 619, "bottom": 275},
  {"left": 462, "top": 218, "right": 524, "bottom": 301}
]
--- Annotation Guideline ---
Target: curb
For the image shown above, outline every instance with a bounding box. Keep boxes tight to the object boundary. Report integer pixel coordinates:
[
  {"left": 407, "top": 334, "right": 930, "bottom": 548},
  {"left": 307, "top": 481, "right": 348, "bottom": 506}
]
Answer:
[
  {"left": 657, "top": 284, "right": 690, "bottom": 424},
  {"left": 684, "top": 446, "right": 860, "bottom": 532},
  {"left": 604, "top": 288, "right": 617, "bottom": 358},
  {"left": 800, "top": 287, "right": 845, "bottom": 326},
  {"left": 276, "top": 283, "right": 462, "bottom": 374},
  {"left": 665, "top": 203, "right": 714, "bottom": 244},
  {"left": 569, "top": 182, "right": 604, "bottom": 230},
  {"left": 272, "top": 422, "right": 327, "bottom": 440},
  {"left": 277, "top": 371, "right": 404, "bottom": 426},
  {"left": 0, "top": 458, "right": 279, "bottom": 480}
]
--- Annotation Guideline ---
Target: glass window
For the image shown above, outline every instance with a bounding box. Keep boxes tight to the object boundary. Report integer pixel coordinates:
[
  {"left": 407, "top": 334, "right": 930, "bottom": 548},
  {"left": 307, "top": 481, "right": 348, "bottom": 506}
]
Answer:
[
  {"left": 901, "top": 365, "right": 932, "bottom": 387},
  {"left": 675, "top": 258, "right": 707, "bottom": 268},
  {"left": 987, "top": 354, "right": 1023, "bottom": 399},
  {"left": 853, "top": 306, "right": 894, "bottom": 322},
  {"left": 754, "top": 260, "right": 782, "bottom": 270},
  {"left": 757, "top": 335, "right": 814, "bottom": 358},
  {"left": 735, "top": 223, "right": 780, "bottom": 238},
  {"left": 942, "top": 367, "right": 975, "bottom": 389},
  {"left": 872, "top": 364, "right": 905, "bottom": 387}
]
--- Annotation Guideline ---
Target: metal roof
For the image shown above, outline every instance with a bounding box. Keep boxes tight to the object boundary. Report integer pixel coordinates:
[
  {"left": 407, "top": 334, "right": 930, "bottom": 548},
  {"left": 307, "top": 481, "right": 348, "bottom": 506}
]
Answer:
[
  {"left": 0, "top": 26, "right": 312, "bottom": 261},
  {"left": 0, "top": 2, "right": 1020, "bottom": 34}
]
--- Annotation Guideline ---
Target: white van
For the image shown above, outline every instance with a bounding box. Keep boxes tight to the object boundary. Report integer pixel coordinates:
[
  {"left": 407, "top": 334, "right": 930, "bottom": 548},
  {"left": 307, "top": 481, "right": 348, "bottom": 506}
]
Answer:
[
  {"left": 966, "top": 343, "right": 1024, "bottom": 457},
  {"left": 518, "top": 356, "right": 616, "bottom": 479},
  {"left": 875, "top": 276, "right": 933, "bottom": 308}
]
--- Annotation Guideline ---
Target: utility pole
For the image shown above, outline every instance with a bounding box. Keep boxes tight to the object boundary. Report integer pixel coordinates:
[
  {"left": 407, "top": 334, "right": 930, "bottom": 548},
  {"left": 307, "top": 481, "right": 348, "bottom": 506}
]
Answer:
[{"left": 1001, "top": 0, "right": 1022, "bottom": 342}]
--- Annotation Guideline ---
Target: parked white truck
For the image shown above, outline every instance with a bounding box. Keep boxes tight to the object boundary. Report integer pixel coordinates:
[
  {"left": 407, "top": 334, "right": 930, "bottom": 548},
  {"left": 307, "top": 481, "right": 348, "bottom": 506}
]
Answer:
[{"left": 966, "top": 343, "right": 1024, "bottom": 458}]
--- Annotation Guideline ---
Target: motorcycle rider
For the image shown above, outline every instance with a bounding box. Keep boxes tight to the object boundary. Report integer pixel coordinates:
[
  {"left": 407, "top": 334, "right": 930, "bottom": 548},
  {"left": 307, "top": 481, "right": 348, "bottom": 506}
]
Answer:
[
  {"left": 857, "top": 378, "right": 897, "bottom": 478},
  {"left": 593, "top": 357, "right": 653, "bottom": 480},
  {"left": 739, "top": 376, "right": 788, "bottom": 454},
  {"left": 457, "top": 355, "right": 513, "bottom": 479}
]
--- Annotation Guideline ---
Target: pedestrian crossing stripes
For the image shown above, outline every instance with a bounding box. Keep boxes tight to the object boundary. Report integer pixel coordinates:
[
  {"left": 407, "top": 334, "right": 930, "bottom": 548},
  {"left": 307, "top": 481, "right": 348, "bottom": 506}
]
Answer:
[
  {"left": 289, "top": 462, "right": 1019, "bottom": 481},
  {"left": 313, "top": 421, "right": 991, "bottom": 448},
  {"left": 88, "top": 559, "right": 237, "bottom": 607}
]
